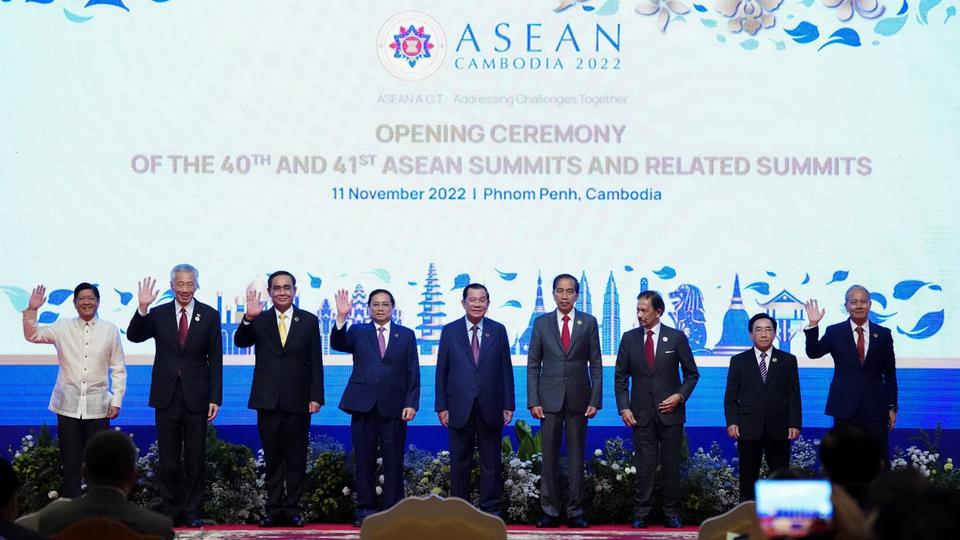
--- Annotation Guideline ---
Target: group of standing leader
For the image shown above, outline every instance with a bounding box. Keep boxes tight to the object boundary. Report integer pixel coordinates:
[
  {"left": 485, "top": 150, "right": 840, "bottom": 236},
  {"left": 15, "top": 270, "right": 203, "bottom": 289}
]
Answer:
[{"left": 20, "top": 265, "right": 898, "bottom": 530}]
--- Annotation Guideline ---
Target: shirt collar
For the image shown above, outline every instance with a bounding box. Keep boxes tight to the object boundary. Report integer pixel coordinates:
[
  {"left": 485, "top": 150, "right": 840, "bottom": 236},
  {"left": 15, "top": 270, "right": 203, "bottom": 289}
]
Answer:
[
  {"left": 466, "top": 317, "right": 483, "bottom": 333},
  {"left": 849, "top": 318, "right": 869, "bottom": 332},
  {"left": 755, "top": 346, "right": 773, "bottom": 359},
  {"left": 644, "top": 322, "right": 662, "bottom": 336},
  {"left": 557, "top": 309, "right": 576, "bottom": 324},
  {"left": 175, "top": 299, "right": 195, "bottom": 314}
]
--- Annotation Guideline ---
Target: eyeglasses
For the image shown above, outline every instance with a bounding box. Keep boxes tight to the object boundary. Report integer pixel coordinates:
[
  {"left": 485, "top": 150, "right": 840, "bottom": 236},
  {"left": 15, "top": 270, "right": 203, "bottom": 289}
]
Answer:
[{"left": 369, "top": 302, "right": 393, "bottom": 309}]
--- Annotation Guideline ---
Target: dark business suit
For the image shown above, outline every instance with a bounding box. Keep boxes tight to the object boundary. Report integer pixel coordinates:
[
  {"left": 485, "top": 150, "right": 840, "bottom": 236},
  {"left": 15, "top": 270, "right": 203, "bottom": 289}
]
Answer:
[
  {"left": 37, "top": 487, "right": 174, "bottom": 540},
  {"left": 435, "top": 316, "right": 515, "bottom": 514},
  {"left": 614, "top": 324, "right": 699, "bottom": 521},
  {"left": 805, "top": 319, "right": 898, "bottom": 454},
  {"left": 126, "top": 300, "right": 222, "bottom": 522},
  {"left": 527, "top": 310, "right": 602, "bottom": 518},
  {"left": 724, "top": 347, "right": 801, "bottom": 501},
  {"left": 235, "top": 307, "right": 324, "bottom": 520},
  {"left": 333, "top": 321, "right": 420, "bottom": 519}
]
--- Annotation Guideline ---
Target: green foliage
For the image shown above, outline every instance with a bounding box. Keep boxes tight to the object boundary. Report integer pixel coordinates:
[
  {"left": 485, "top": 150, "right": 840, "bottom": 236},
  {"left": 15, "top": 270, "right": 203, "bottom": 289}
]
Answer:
[
  {"left": 584, "top": 437, "right": 635, "bottom": 523},
  {"left": 202, "top": 426, "right": 264, "bottom": 524},
  {"left": 10, "top": 426, "right": 62, "bottom": 514},
  {"left": 502, "top": 420, "right": 542, "bottom": 462},
  {"left": 301, "top": 435, "right": 353, "bottom": 523},
  {"left": 680, "top": 442, "right": 739, "bottom": 525}
]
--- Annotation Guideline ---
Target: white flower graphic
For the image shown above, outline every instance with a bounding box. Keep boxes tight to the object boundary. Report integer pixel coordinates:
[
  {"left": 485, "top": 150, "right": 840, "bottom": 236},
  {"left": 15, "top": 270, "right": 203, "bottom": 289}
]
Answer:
[
  {"left": 717, "top": 0, "right": 783, "bottom": 34},
  {"left": 636, "top": 0, "right": 692, "bottom": 32},
  {"left": 823, "top": 0, "right": 885, "bottom": 21}
]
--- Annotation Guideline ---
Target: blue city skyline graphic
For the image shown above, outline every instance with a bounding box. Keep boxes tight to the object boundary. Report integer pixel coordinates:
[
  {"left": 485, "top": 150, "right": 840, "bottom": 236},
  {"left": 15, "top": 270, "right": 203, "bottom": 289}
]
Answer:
[{"left": 1, "top": 266, "right": 946, "bottom": 357}]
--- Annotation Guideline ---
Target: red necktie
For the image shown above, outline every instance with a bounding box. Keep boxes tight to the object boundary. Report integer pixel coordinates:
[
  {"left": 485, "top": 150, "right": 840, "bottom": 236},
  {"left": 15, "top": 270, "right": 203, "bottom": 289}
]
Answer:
[
  {"left": 471, "top": 325, "right": 480, "bottom": 365},
  {"left": 178, "top": 308, "right": 188, "bottom": 347},
  {"left": 645, "top": 329, "right": 655, "bottom": 371},
  {"left": 561, "top": 315, "right": 571, "bottom": 353},
  {"left": 855, "top": 326, "right": 865, "bottom": 365}
]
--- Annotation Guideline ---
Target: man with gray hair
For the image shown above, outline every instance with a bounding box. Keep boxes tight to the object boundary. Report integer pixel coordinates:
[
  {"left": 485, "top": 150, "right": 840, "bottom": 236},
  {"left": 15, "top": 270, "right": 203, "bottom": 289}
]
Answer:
[
  {"left": 127, "top": 264, "right": 223, "bottom": 527},
  {"left": 805, "top": 285, "right": 898, "bottom": 461}
]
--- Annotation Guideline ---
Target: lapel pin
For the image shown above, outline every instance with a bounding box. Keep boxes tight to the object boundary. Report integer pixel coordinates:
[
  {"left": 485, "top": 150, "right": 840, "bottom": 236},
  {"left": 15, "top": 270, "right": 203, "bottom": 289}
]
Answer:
[
  {"left": 873, "top": 333, "right": 878, "bottom": 338},
  {"left": 772, "top": 357, "right": 778, "bottom": 363},
  {"left": 194, "top": 314, "right": 200, "bottom": 322},
  {"left": 294, "top": 316, "right": 300, "bottom": 322},
  {"left": 576, "top": 320, "right": 582, "bottom": 325},
  {"left": 662, "top": 337, "right": 668, "bottom": 342},
  {"left": 485, "top": 333, "right": 490, "bottom": 338},
  {"left": 394, "top": 333, "right": 399, "bottom": 338}
]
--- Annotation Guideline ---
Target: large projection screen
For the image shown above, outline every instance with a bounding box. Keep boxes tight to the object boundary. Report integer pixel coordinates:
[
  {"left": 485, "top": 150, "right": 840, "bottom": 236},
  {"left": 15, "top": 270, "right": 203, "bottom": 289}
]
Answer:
[{"left": 1, "top": 0, "right": 958, "bottom": 433}]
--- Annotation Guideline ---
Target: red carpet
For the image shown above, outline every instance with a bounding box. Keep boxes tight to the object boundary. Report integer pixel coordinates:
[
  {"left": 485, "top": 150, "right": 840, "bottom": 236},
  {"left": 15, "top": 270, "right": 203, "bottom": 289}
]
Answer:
[{"left": 173, "top": 524, "right": 699, "bottom": 539}]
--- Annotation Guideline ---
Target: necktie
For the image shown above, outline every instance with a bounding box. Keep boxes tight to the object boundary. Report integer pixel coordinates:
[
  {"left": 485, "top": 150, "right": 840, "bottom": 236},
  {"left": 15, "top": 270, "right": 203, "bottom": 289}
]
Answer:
[
  {"left": 561, "top": 315, "right": 571, "bottom": 352},
  {"left": 378, "top": 326, "right": 386, "bottom": 358},
  {"left": 278, "top": 314, "right": 288, "bottom": 347},
  {"left": 471, "top": 325, "right": 480, "bottom": 365},
  {"left": 178, "top": 308, "right": 188, "bottom": 347},
  {"left": 645, "top": 329, "right": 655, "bottom": 371},
  {"left": 855, "top": 326, "right": 865, "bottom": 365},
  {"left": 759, "top": 351, "right": 768, "bottom": 383}
]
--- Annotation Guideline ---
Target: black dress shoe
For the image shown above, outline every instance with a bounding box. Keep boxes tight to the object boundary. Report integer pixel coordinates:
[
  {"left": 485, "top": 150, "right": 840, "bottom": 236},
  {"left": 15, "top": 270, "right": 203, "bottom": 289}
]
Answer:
[
  {"left": 631, "top": 518, "right": 647, "bottom": 528},
  {"left": 664, "top": 515, "right": 683, "bottom": 528},
  {"left": 567, "top": 516, "right": 589, "bottom": 528},
  {"left": 536, "top": 515, "right": 560, "bottom": 528},
  {"left": 289, "top": 515, "right": 306, "bottom": 527},
  {"left": 259, "top": 516, "right": 280, "bottom": 528}
]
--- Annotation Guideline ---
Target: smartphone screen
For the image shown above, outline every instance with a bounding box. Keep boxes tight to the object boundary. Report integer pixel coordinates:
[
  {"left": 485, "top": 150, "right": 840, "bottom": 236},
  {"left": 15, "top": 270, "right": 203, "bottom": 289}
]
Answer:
[{"left": 755, "top": 479, "right": 833, "bottom": 538}]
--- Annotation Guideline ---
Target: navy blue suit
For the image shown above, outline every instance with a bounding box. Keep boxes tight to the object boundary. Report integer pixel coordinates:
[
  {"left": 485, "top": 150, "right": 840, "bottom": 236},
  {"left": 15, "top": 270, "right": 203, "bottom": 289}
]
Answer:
[
  {"left": 805, "top": 319, "right": 898, "bottom": 453},
  {"left": 435, "top": 316, "right": 515, "bottom": 513},
  {"left": 235, "top": 307, "right": 324, "bottom": 520},
  {"left": 332, "top": 321, "right": 419, "bottom": 518}
]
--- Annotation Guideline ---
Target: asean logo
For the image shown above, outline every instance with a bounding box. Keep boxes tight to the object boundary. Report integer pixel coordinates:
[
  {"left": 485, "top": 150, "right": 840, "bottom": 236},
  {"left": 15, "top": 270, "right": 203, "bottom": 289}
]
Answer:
[{"left": 377, "top": 11, "right": 446, "bottom": 81}]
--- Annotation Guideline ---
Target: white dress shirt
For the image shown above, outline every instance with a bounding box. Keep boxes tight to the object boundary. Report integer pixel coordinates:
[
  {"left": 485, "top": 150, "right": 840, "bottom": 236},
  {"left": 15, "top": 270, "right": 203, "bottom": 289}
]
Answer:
[
  {"left": 466, "top": 318, "right": 483, "bottom": 347},
  {"left": 23, "top": 313, "right": 126, "bottom": 419}
]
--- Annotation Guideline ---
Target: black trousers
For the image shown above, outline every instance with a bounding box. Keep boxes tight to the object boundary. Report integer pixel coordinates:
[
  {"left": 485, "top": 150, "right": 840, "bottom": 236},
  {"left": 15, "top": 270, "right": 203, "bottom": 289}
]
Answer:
[
  {"left": 351, "top": 409, "right": 407, "bottom": 519},
  {"left": 737, "top": 434, "right": 790, "bottom": 502},
  {"left": 257, "top": 408, "right": 311, "bottom": 519},
  {"left": 633, "top": 415, "right": 683, "bottom": 520},
  {"left": 448, "top": 399, "right": 504, "bottom": 515},
  {"left": 56, "top": 414, "right": 109, "bottom": 498},
  {"left": 155, "top": 379, "right": 208, "bottom": 521},
  {"left": 540, "top": 399, "right": 587, "bottom": 518},
  {"left": 836, "top": 400, "right": 890, "bottom": 465}
]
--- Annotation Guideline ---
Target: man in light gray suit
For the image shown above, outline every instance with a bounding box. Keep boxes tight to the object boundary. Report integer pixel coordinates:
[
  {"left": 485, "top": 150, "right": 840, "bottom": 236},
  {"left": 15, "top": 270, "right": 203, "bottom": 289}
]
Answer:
[
  {"left": 527, "top": 273, "right": 602, "bottom": 528},
  {"left": 615, "top": 290, "right": 699, "bottom": 529}
]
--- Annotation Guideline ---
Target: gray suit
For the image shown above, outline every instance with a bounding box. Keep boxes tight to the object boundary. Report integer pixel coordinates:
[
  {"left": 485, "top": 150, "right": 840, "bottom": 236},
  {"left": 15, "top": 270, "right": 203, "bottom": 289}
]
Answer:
[
  {"left": 614, "top": 324, "right": 699, "bottom": 520},
  {"left": 36, "top": 487, "right": 174, "bottom": 540},
  {"left": 527, "top": 309, "right": 602, "bottom": 518}
]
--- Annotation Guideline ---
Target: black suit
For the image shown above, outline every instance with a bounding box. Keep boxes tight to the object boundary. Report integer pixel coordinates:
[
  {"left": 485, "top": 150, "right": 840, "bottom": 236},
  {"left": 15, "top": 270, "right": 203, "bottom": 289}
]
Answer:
[
  {"left": 724, "top": 347, "right": 801, "bottom": 501},
  {"left": 37, "top": 487, "right": 174, "bottom": 540},
  {"left": 127, "top": 300, "right": 222, "bottom": 522},
  {"left": 614, "top": 323, "right": 699, "bottom": 521},
  {"left": 235, "top": 307, "right": 324, "bottom": 520}
]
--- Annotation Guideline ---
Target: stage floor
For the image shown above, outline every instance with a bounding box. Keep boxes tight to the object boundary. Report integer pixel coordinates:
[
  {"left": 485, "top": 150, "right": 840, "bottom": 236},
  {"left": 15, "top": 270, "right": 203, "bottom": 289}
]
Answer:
[{"left": 172, "top": 525, "right": 699, "bottom": 539}]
